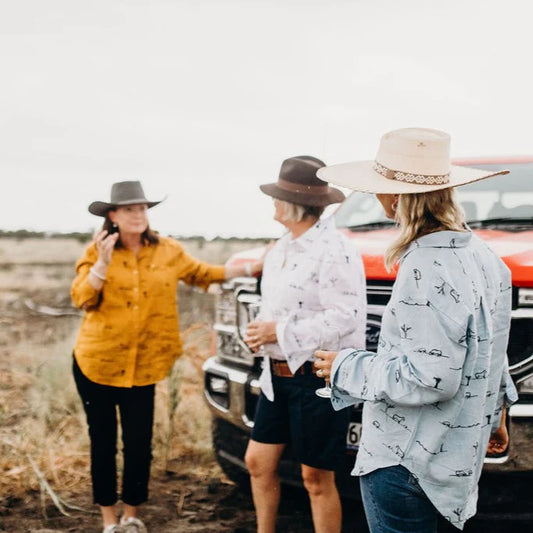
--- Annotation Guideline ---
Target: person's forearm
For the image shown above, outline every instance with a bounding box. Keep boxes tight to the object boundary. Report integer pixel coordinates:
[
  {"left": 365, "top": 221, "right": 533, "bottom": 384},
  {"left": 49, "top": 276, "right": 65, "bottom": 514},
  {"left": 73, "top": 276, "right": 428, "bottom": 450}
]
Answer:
[
  {"left": 224, "top": 261, "right": 261, "bottom": 279},
  {"left": 88, "top": 259, "right": 109, "bottom": 290}
]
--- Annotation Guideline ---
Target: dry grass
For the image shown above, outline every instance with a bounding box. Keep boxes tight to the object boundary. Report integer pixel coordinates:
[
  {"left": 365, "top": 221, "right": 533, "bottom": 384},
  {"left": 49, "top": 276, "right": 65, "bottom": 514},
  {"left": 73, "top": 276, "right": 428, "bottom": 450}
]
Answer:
[{"left": 0, "top": 235, "right": 244, "bottom": 507}]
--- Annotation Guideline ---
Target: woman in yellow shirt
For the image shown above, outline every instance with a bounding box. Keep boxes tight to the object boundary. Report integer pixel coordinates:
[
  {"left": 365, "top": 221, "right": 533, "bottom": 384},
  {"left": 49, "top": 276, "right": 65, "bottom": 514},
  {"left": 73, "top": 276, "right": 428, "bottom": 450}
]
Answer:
[{"left": 71, "top": 181, "right": 262, "bottom": 533}]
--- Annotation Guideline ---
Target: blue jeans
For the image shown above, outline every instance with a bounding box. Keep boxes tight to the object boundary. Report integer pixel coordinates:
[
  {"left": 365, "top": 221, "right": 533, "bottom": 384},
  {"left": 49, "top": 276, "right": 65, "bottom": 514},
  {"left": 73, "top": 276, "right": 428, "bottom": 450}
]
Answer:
[{"left": 360, "top": 465, "right": 438, "bottom": 533}]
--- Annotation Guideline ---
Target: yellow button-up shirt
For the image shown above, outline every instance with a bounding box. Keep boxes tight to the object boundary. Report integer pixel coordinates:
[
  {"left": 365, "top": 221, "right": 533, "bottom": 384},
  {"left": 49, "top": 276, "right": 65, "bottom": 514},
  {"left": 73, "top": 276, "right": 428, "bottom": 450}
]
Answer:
[{"left": 71, "top": 236, "right": 225, "bottom": 387}]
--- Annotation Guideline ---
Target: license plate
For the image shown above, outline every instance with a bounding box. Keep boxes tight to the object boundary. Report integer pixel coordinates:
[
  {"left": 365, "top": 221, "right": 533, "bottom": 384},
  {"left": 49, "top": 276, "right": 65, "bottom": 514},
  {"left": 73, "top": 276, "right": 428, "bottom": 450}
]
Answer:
[{"left": 346, "top": 422, "right": 362, "bottom": 450}]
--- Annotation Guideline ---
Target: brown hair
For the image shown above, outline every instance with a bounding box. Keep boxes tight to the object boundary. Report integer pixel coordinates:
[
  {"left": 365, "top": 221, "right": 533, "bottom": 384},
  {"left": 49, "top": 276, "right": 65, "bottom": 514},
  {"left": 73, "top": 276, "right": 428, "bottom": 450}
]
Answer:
[
  {"left": 103, "top": 210, "right": 159, "bottom": 248},
  {"left": 385, "top": 188, "right": 465, "bottom": 270}
]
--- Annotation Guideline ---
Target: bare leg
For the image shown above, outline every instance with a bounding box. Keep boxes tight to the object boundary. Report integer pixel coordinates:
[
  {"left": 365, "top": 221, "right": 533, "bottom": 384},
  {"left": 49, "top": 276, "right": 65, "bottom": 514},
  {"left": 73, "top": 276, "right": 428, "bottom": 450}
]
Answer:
[
  {"left": 301, "top": 465, "right": 342, "bottom": 533},
  {"left": 122, "top": 503, "right": 137, "bottom": 520},
  {"left": 100, "top": 504, "right": 119, "bottom": 527},
  {"left": 245, "top": 440, "right": 285, "bottom": 533}
]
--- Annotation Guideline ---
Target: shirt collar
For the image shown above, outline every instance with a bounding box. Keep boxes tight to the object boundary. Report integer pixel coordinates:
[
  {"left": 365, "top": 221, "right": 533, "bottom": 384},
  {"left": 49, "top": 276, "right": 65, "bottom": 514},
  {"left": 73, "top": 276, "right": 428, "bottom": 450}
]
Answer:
[
  {"left": 401, "top": 230, "right": 472, "bottom": 261},
  {"left": 284, "top": 216, "right": 333, "bottom": 252}
]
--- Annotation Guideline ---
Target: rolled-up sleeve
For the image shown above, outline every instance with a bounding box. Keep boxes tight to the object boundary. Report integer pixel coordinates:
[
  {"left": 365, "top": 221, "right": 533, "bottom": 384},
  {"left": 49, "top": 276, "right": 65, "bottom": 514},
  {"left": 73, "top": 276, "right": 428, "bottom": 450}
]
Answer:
[
  {"left": 177, "top": 246, "right": 225, "bottom": 290},
  {"left": 71, "top": 245, "right": 101, "bottom": 310},
  {"left": 490, "top": 269, "right": 518, "bottom": 428},
  {"left": 492, "top": 360, "right": 518, "bottom": 431}
]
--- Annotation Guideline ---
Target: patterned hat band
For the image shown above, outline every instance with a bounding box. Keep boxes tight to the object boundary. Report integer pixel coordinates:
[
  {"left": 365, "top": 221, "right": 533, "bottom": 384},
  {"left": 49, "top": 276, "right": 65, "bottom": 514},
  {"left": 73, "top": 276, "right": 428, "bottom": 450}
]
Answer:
[{"left": 373, "top": 161, "right": 450, "bottom": 186}]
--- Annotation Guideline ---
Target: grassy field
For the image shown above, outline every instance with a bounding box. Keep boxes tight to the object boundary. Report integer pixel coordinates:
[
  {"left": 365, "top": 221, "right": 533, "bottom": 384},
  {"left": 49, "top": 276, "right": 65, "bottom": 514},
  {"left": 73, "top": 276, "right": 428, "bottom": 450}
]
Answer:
[{"left": 0, "top": 235, "right": 264, "bottom": 519}]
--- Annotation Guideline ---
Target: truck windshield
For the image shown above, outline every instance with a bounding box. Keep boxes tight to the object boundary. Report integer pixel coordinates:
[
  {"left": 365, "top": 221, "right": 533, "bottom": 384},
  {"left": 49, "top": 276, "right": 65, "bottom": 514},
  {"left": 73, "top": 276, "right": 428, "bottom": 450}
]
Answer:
[{"left": 335, "top": 162, "right": 533, "bottom": 230}]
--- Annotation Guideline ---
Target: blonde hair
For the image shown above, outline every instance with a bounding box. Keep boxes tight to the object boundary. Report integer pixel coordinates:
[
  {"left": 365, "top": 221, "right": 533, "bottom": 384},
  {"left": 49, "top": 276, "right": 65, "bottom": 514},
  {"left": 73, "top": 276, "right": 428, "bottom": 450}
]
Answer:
[
  {"left": 276, "top": 200, "right": 325, "bottom": 223},
  {"left": 385, "top": 188, "right": 465, "bottom": 270}
]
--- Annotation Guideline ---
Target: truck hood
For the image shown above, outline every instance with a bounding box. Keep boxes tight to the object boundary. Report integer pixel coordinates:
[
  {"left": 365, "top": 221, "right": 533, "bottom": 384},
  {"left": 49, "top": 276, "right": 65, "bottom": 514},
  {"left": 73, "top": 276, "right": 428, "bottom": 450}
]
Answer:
[
  {"left": 341, "top": 227, "right": 533, "bottom": 285},
  {"left": 227, "top": 228, "right": 533, "bottom": 287}
]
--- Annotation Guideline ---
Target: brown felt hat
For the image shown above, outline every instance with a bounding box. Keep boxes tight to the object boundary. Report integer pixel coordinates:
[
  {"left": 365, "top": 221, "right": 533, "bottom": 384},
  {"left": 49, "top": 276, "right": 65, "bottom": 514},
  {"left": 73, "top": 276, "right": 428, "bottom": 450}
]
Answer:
[
  {"left": 260, "top": 156, "right": 345, "bottom": 207},
  {"left": 88, "top": 181, "right": 164, "bottom": 217}
]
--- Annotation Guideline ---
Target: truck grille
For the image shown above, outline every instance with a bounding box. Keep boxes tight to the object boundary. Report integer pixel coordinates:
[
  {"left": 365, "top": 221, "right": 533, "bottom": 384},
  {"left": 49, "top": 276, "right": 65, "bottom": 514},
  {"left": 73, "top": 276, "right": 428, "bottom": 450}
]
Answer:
[
  {"left": 508, "top": 318, "right": 533, "bottom": 367},
  {"left": 214, "top": 278, "right": 260, "bottom": 368},
  {"left": 215, "top": 278, "right": 533, "bottom": 381},
  {"left": 367, "top": 280, "right": 393, "bottom": 306}
]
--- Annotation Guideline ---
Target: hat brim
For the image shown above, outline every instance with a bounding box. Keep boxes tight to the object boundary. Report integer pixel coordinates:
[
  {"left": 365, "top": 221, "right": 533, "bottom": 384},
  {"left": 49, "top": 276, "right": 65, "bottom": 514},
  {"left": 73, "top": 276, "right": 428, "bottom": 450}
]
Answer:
[
  {"left": 88, "top": 199, "right": 163, "bottom": 217},
  {"left": 317, "top": 160, "right": 509, "bottom": 194},
  {"left": 259, "top": 183, "right": 345, "bottom": 207}
]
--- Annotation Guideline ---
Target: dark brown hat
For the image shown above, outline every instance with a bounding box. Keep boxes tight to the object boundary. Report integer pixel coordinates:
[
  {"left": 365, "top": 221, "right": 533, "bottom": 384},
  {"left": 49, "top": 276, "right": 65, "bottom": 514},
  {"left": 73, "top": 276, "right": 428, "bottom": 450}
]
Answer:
[
  {"left": 88, "top": 181, "right": 164, "bottom": 217},
  {"left": 260, "top": 156, "right": 345, "bottom": 207}
]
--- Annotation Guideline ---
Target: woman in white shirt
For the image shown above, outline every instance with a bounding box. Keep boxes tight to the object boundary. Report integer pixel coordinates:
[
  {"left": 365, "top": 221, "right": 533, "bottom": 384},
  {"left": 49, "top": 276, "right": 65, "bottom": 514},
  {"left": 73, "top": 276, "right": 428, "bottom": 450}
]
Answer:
[
  {"left": 244, "top": 155, "right": 367, "bottom": 533},
  {"left": 314, "top": 128, "right": 517, "bottom": 532}
]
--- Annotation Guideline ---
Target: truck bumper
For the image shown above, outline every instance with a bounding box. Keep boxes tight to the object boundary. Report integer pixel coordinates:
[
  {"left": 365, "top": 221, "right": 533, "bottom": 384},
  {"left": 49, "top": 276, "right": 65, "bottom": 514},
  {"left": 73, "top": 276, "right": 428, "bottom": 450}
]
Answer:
[
  {"left": 203, "top": 356, "right": 533, "bottom": 512},
  {"left": 203, "top": 356, "right": 260, "bottom": 430}
]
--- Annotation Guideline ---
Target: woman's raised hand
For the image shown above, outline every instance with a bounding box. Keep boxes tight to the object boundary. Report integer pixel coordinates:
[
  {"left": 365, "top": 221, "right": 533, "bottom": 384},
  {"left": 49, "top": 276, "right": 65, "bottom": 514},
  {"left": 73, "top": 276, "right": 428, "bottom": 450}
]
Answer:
[{"left": 94, "top": 229, "right": 119, "bottom": 266}]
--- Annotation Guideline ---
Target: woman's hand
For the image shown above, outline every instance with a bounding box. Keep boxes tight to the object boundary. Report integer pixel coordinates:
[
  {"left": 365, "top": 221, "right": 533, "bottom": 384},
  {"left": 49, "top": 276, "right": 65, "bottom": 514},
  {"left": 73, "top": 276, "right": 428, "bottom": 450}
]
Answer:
[
  {"left": 87, "top": 230, "right": 119, "bottom": 290},
  {"left": 487, "top": 409, "right": 509, "bottom": 455},
  {"left": 487, "top": 425, "right": 509, "bottom": 455},
  {"left": 94, "top": 229, "right": 119, "bottom": 266},
  {"left": 313, "top": 350, "right": 339, "bottom": 380},
  {"left": 244, "top": 321, "right": 277, "bottom": 352},
  {"left": 224, "top": 240, "right": 276, "bottom": 279}
]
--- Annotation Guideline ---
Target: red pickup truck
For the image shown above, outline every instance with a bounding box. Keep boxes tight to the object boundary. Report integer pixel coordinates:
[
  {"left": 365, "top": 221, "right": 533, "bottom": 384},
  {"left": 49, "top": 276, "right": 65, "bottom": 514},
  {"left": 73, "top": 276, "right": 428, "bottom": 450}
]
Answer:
[{"left": 203, "top": 158, "right": 533, "bottom": 518}]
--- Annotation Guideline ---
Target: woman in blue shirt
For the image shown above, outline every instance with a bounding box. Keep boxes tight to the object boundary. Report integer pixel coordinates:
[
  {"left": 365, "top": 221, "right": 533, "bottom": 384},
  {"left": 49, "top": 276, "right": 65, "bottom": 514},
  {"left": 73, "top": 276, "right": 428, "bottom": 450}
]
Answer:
[{"left": 314, "top": 127, "right": 518, "bottom": 532}]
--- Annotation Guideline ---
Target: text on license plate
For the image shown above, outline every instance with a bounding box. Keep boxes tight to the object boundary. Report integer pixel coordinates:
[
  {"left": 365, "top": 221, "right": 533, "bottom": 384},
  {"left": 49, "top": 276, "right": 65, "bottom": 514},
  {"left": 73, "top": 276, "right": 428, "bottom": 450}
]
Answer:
[{"left": 346, "top": 422, "right": 362, "bottom": 450}]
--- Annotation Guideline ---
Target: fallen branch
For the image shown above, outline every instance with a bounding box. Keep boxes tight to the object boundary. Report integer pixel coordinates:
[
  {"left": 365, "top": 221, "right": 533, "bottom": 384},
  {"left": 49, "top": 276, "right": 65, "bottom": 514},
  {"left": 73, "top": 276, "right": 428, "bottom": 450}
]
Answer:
[
  {"left": 176, "top": 489, "right": 191, "bottom": 516},
  {"left": 26, "top": 454, "right": 88, "bottom": 516},
  {"left": 24, "top": 298, "right": 81, "bottom": 317}
]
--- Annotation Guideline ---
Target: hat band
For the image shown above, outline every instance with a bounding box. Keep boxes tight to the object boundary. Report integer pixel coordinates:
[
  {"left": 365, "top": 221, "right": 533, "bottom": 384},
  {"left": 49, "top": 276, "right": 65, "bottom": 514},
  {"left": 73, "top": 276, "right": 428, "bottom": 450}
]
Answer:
[
  {"left": 374, "top": 161, "right": 450, "bottom": 186},
  {"left": 113, "top": 197, "right": 150, "bottom": 205},
  {"left": 276, "top": 178, "right": 329, "bottom": 195}
]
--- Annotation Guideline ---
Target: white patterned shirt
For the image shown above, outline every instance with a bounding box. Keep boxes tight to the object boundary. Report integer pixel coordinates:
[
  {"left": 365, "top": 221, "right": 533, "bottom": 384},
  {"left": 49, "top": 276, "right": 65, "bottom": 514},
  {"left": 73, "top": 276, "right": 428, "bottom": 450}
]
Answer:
[
  {"left": 258, "top": 216, "right": 366, "bottom": 401},
  {"left": 331, "top": 230, "right": 518, "bottom": 530}
]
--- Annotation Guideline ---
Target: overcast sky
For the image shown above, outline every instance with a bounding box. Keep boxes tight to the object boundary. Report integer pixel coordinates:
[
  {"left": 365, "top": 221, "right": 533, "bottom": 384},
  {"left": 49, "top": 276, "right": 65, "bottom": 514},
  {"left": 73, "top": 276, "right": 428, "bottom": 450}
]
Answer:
[{"left": 2, "top": 0, "right": 532, "bottom": 238}]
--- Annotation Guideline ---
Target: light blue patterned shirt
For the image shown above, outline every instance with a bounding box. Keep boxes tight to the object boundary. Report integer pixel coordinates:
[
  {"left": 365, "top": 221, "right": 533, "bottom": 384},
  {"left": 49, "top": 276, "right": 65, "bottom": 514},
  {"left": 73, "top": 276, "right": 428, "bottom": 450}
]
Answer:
[{"left": 331, "top": 230, "right": 518, "bottom": 530}]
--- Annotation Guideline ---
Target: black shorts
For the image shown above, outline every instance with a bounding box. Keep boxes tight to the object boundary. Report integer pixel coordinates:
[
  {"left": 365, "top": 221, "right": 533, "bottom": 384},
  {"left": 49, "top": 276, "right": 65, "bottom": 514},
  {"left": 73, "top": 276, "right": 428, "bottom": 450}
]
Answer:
[{"left": 251, "top": 365, "right": 351, "bottom": 471}]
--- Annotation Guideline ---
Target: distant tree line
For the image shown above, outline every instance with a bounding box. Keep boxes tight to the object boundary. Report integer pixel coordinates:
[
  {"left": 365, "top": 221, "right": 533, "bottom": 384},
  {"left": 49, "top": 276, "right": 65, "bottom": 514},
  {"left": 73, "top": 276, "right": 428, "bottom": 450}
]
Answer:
[
  {"left": 0, "top": 229, "right": 92, "bottom": 243},
  {"left": 0, "top": 229, "right": 271, "bottom": 245}
]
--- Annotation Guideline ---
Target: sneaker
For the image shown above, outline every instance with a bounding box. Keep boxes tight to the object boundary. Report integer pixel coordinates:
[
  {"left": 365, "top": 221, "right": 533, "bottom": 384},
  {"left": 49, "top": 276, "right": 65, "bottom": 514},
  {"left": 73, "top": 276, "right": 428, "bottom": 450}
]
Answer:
[
  {"left": 102, "top": 525, "right": 124, "bottom": 533},
  {"left": 120, "top": 516, "right": 148, "bottom": 533}
]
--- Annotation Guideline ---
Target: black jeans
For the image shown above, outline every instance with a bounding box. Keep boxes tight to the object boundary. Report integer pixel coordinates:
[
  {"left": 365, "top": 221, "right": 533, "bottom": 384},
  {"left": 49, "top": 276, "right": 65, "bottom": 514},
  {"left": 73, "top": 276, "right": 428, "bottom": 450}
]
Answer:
[{"left": 73, "top": 356, "right": 155, "bottom": 506}]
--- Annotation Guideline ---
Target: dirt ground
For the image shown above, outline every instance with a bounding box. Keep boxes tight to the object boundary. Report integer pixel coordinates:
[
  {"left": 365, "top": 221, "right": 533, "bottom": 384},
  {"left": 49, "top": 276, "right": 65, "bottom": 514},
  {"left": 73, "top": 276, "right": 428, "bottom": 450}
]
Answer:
[
  {"left": 0, "top": 468, "right": 328, "bottom": 533},
  {"left": 0, "top": 237, "right": 326, "bottom": 533},
  {"left": 0, "top": 296, "right": 326, "bottom": 533},
  {"left": 1, "top": 238, "right": 530, "bottom": 533}
]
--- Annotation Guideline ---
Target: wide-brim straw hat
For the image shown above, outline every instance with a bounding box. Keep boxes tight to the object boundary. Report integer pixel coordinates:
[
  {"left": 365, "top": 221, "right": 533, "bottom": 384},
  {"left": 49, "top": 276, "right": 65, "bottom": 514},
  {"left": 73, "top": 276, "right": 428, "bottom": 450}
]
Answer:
[
  {"left": 317, "top": 127, "right": 509, "bottom": 194},
  {"left": 260, "top": 155, "right": 345, "bottom": 207},
  {"left": 88, "top": 181, "right": 164, "bottom": 217}
]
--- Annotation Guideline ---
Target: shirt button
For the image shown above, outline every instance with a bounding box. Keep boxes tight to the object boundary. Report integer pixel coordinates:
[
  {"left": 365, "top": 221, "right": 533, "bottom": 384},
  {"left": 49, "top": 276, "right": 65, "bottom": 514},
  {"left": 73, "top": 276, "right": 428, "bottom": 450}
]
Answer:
[{"left": 133, "top": 270, "right": 138, "bottom": 275}]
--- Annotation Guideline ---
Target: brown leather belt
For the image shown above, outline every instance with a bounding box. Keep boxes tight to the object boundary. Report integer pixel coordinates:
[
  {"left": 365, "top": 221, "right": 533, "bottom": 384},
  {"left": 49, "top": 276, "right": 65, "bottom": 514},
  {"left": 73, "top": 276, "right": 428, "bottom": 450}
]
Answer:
[{"left": 271, "top": 360, "right": 317, "bottom": 378}]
